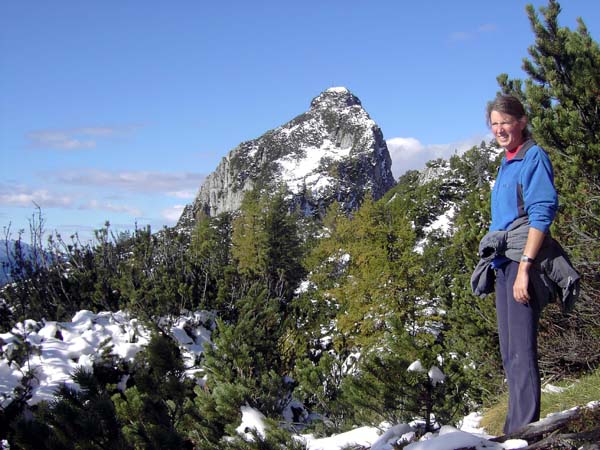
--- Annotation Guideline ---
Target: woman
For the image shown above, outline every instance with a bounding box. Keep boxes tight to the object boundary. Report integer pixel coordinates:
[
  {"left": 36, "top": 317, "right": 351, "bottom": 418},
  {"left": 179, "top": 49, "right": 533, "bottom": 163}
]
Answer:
[{"left": 486, "top": 95, "right": 558, "bottom": 433}]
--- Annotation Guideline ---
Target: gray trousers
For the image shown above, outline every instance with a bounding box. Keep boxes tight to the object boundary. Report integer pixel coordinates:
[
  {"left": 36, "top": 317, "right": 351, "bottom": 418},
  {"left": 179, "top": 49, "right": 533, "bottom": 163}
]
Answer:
[{"left": 495, "top": 261, "right": 541, "bottom": 434}]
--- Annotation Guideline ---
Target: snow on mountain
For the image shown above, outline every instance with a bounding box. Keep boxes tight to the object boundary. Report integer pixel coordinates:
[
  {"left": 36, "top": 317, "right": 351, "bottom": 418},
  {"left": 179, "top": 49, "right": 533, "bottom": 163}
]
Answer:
[{"left": 177, "top": 87, "right": 395, "bottom": 229}]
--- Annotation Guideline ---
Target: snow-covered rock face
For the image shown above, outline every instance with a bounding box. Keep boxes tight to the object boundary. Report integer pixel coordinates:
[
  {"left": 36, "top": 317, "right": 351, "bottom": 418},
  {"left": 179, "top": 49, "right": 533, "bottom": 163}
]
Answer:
[{"left": 177, "top": 87, "right": 395, "bottom": 228}]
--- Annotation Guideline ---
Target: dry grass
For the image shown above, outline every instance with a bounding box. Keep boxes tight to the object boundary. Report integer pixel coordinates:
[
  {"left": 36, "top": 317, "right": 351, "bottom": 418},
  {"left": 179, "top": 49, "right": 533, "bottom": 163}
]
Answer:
[{"left": 479, "top": 367, "right": 600, "bottom": 436}]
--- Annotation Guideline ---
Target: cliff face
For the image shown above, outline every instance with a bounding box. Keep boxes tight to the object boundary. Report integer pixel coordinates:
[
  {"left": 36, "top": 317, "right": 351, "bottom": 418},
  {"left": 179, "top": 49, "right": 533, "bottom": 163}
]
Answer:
[{"left": 177, "top": 87, "right": 396, "bottom": 229}]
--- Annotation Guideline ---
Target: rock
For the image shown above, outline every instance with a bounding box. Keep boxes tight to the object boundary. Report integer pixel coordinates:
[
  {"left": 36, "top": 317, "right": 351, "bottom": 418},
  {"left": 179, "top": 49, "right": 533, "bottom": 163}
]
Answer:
[{"left": 177, "top": 87, "right": 395, "bottom": 230}]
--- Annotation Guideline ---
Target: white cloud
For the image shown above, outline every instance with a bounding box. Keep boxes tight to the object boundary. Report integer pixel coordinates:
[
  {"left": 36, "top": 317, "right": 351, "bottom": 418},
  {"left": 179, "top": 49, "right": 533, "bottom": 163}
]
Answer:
[
  {"left": 161, "top": 205, "right": 186, "bottom": 223},
  {"left": 26, "top": 131, "right": 96, "bottom": 150},
  {"left": 0, "top": 188, "right": 74, "bottom": 208},
  {"left": 449, "top": 23, "right": 497, "bottom": 43},
  {"left": 386, "top": 137, "right": 425, "bottom": 161},
  {"left": 449, "top": 31, "right": 472, "bottom": 42},
  {"left": 79, "top": 200, "right": 143, "bottom": 217},
  {"left": 478, "top": 23, "right": 497, "bottom": 33},
  {"left": 0, "top": 184, "right": 142, "bottom": 217},
  {"left": 56, "top": 170, "right": 205, "bottom": 193},
  {"left": 26, "top": 125, "right": 141, "bottom": 150},
  {"left": 387, "top": 135, "right": 487, "bottom": 179}
]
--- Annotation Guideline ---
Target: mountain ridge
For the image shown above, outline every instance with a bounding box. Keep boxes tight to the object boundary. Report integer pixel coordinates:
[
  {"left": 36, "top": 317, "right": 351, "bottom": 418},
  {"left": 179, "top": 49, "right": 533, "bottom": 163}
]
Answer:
[{"left": 177, "top": 87, "right": 395, "bottom": 230}]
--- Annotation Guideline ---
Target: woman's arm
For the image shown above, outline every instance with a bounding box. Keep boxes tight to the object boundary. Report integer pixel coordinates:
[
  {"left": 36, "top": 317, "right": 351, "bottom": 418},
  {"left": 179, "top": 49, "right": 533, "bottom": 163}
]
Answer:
[{"left": 513, "top": 227, "right": 546, "bottom": 304}]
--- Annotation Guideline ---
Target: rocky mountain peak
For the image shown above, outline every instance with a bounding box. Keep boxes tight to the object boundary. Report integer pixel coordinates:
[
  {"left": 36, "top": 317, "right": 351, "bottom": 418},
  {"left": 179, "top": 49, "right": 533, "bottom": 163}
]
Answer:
[
  {"left": 177, "top": 87, "right": 396, "bottom": 230},
  {"left": 309, "top": 87, "right": 362, "bottom": 110}
]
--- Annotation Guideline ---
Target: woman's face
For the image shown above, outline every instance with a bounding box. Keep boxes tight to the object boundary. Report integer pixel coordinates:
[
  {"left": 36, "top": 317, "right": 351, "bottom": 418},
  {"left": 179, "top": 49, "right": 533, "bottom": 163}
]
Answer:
[{"left": 490, "top": 110, "right": 527, "bottom": 152}]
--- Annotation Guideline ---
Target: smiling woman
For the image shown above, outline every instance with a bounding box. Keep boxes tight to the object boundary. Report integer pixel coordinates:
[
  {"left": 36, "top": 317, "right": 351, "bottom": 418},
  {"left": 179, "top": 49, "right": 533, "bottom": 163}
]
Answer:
[
  {"left": 473, "top": 94, "right": 580, "bottom": 434},
  {"left": 486, "top": 96, "right": 531, "bottom": 154}
]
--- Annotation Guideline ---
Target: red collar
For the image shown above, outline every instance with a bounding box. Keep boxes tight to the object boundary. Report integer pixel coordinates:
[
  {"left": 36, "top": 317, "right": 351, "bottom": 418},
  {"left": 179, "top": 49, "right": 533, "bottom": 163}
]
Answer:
[{"left": 506, "top": 143, "right": 524, "bottom": 161}]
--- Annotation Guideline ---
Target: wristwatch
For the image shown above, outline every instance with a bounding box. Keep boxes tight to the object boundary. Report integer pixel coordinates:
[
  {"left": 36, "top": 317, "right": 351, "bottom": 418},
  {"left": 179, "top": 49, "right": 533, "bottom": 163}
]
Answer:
[{"left": 520, "top": 255, "right": 535, "bottom": 263}]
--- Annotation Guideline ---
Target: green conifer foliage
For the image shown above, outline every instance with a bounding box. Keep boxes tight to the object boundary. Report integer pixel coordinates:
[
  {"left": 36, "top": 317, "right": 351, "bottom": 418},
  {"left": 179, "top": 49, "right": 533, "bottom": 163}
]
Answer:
[
  {"left": 201, "top": 285, "right": 288, "bottom": 416},
  {"left": 323, "top": 195, "right": 423, "bottom": 350},
  {"left": 262, "top": 192, "right": 305, "bottom": 301},
  {"left": 190, "top": 212, "right": 232, "bottom": 311},
  {"left": 112, "top": 333, "right": 195, "bottom": 449},
  {"left": 337, "top": 196, "right": 468, "bottom": 430},
  {"left": 219, "top": 418, "right": 308, "bottom": 449},
  {"left": 433, "top": 144, "right": 503, "bottom": 406},
  {"left": 231, "top": 190, "right": 269, "bottom": 283},
  {"left": 342, "top": 324, "right": 465, "bottom": 432},
  {"left": 292, "top": 351, "right": 349, "bottom": 432},
  {"left": 441, "top": 188, "right": 503, "bottom": 406},
  {"left": 292, "top": 190, "right": 471, "bottom": 430},
  {"left": 231, "top": 188, "right": 306, "bottom": 302},
  {"left": 8, "top": 364, "right": 130, "bottom": 450}
]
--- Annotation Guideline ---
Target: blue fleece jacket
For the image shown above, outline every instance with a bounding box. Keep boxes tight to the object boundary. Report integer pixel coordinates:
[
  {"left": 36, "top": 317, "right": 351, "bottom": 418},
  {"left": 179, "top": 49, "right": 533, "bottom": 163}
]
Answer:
[{"left": 490, "top": 140, "right": 558, "bottom": 233}]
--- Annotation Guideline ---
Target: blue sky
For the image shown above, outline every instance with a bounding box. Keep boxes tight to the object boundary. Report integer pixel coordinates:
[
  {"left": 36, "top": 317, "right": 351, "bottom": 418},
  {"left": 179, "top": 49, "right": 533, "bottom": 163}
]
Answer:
[{"left": 2, "top": 1, "right": 599, "bottom": 244}]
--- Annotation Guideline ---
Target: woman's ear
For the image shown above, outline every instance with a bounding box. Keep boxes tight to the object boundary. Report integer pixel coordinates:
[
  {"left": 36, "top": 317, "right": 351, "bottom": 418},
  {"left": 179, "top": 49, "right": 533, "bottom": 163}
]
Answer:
[{"left": 519, "top": 115, "right": 528, "bottom": 130}]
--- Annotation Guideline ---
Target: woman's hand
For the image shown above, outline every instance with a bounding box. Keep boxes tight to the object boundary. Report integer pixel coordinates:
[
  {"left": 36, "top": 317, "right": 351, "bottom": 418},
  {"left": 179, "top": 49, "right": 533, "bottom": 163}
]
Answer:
[
  {"left": 513, "top": 263, "right": 531, "bottom": 304},
  {"left": 514, "top": 226, "right": 546, "bottom": 304}
]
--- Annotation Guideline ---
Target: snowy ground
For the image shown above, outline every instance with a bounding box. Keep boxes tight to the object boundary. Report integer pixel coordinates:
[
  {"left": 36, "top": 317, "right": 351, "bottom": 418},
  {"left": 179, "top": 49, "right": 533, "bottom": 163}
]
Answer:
[
  {"left": 0, "top": 309, "right": 213, "bottom": 405},
  {"left": 0, "top": 310, "right": 591, "bottom": 449},
  {"left": 237, "top": 407, "right": 530, "bottom": 449}
]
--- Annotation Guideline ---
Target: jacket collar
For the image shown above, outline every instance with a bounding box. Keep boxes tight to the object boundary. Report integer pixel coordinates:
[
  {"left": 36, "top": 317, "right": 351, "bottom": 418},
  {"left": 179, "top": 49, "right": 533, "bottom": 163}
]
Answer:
[{"left": 510, "top": 139, "right": 536, "bottom": 161}]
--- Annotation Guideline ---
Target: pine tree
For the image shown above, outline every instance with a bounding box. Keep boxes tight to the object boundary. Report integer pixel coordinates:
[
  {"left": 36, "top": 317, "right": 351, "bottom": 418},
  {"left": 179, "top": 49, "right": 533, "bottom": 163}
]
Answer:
[
  {"left": 435, "top": 144, "right": 504, "bottom": 406},
  {"left": 190, "top": 212, "right": 233, "bottom": 311},
  {"left": 262, "top": 191, "right": 305, "bottom": 301},
  {"left": 201, "top": 284, "right": 289, "bottom": 417},
  {"left": 111, "top": 332, "right": 194, "bottom": 449},
  {"left": 231, "top": 189, "right": 268, "bottom": 284},
  {"left": 43, "top": 368, "right": 128, "bottom": 449},
  {"left": 341, "top": 325, "right": 462, "bottom": 432},
  {"left": 8, "top": 360, "right": 131, "bottom": 450},
  {"left": 231, "top": 188, "right": 305, "bottom": 302}
]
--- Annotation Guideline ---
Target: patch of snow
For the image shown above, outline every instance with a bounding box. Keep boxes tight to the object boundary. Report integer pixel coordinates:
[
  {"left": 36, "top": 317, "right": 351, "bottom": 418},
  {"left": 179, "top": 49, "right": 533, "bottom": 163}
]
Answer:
[
  {"left": 303, "top": 426, "right": 381, "bottom": 450},
  {"left": 277, "top": 139, "right": 352, "bottom": 195},
  {"left": 428, "top": 366, "right": 446, "bottom": 386},
  {"left": 458, "top": 412, "right": 489, "bottom": 436},
  {"left": 171, "top": 326, "right": 194, "bottom": 345},
  {"left": 371, "top": 423, "right": 414, "bottom": 450},
  {"left": 404, "top": 425, "right": 525, "bottom": 449},
  {"left": 541, "top": 383, "right": 566, "bottom": 394},
  {"left": 424, "top": 205, "right": 456, "bottom": 235},
  {"left": 502, "top": 440, "right": 529, "bottom": 449},
  {"left": 414, "top": 205, "right": 456, "bottom": 254},
  {"left": 408, "top": 360, "right": 425, "bottom": 372},
  {"left": 236, "top": 406, "right": 267, "bottom": 440},
  {"left": 0, "top": 310, "right": 212, "bottom": 406},
  {"left": 295, "top": 280, "right": 315, "bottom": 294},
  {"left": 326, "top": 87, "right": 349, "bottom": 93}
]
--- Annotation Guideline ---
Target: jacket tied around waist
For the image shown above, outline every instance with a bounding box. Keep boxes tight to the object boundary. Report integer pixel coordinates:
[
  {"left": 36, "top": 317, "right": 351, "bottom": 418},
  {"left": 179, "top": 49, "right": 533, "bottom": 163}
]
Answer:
[{"left": 471, "top": 216, "right": 580, "bottom": 313}]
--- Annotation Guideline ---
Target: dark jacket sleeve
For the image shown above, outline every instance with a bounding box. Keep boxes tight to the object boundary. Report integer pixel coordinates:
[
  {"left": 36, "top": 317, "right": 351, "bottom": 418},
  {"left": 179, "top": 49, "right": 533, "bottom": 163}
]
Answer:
[{"left": 471, "top": 258, "right": 495, "bottom": 297}]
